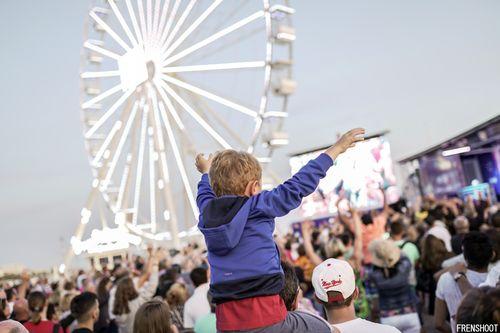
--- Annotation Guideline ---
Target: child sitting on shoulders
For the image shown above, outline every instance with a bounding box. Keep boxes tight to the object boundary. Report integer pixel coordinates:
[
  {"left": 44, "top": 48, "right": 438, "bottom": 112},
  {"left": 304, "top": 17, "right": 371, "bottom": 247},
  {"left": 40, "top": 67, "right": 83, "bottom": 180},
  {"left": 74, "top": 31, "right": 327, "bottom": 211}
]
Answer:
[{"left": 195, "top": 128, "right": 365, "bottom": 332}]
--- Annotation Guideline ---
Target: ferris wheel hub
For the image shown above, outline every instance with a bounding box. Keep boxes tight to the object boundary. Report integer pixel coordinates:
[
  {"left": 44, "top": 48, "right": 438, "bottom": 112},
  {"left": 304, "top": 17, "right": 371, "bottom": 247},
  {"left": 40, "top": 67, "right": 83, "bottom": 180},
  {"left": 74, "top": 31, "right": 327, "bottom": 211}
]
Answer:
[{"left": 118, "top": 46, "right": 163, "bottom": 90}]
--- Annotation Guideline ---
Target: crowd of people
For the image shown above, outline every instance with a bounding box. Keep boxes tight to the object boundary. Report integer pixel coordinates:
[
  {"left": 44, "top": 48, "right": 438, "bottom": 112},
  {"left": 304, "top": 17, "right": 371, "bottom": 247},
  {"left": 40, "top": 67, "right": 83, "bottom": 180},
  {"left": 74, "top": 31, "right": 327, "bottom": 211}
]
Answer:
[{"left": 1, "top": 129, "right": 499, "bottom": 333}]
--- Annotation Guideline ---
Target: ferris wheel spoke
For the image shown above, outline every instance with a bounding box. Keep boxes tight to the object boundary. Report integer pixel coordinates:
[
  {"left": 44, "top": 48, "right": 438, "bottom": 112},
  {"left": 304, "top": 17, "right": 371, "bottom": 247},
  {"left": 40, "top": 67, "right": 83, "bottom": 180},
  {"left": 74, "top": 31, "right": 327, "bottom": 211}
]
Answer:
[
  {"left": 117, "top": 103, "right": 143, "bottom": 211},
  {"left": 108, "top": 0, "right": 138, "bottom": 46},
  {"left": 162, "top": 10, "right": 264, "bottom": 66},
  {"left": 101, "top": 101, "right": 140, "bottom": 190},
  {"left": 162, "top": 61, "right": 265, "bottom": 73},
  {"left": 156, "top": 0, "right": 171, "bottom": 45},
  {"left": 91, "top": 121, "right": 122, "bottom": 166},
  {"left": 149, "top": 89, "right": 170, "bottom": 182},
  {"left": 81, "top": 70, "right": 120, "bottom": 79},
  {"left": 149, "top": 88, "right": 182, "bottom": 241},
  {"left": 90, "top": 11, "right": 131, "bottom": 51},
  {"left": 84, "top": 41, "right": 121, "bottom": 60},
  {"left": 137, "top": 0, "right": 148, "bottom": 45},
  {"left": 125, "top": 0, "right": 144, "bottom": 46},
  {"left": 146, "top": 0, "right": 153, "bottom": 40},
  {"left": 147, "top": 125, "right": 157, "bottom": 233},
  {"left": 160, "top": 74, "right": 257, "bottom": 117},
  {"left": 153, "top": 79, "right": 185, "bottom": 130},
  {"left": 211, "top": 1, "right": 251, "bottom": 34},
  {"left": 188, "top": 26, "right": 264, "bottom": 65},
  {"left": 151, "top": 0, "right": 162, "bottom": 42},
  {"left": 160, "top": 82, "right": 231, "bottom": 149},
  {"left": 82, "top": 84, "right": 122, "bottom": 109},
  {"left": 161, "top": 0, "right": 197, "bottom": 51},
  {"left": 186, "top": 89, "right": 248, "bottom": 149},
  {"left": 159, "top": 101, "right": 198, "bottom": 219},
  {"left": 161, "top": 0, "right": 223, "bottom": 59},
  {"left": 85, "top": 89, "right": 135, "bottom": 138},
  {"left": 133, "top": 104, "right": 149, "bottom": 225},
  {"left": 158, "top": 0, "right": 180, "bottom": 48},
  {"left": 116, "top": 156, "right": 131, "bottom": 211}
]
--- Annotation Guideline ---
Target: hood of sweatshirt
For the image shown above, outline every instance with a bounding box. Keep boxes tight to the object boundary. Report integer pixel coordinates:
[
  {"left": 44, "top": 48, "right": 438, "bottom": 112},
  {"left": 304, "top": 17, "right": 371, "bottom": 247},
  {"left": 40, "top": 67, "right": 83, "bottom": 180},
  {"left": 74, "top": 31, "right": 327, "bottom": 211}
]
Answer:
[{"left": 198, "top": 196, "right": 250, "bottom": 256}]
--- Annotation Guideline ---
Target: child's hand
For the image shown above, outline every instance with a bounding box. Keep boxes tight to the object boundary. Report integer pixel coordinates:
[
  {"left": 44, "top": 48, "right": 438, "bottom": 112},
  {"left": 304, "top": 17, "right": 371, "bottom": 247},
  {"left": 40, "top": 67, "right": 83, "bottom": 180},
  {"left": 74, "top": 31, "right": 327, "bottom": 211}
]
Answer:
[
  {"left": 325, "top": 128, "right": 365, "bottom": 160},
  {"left": 196, "top": 153, "right": 213, "bottom": 174}
]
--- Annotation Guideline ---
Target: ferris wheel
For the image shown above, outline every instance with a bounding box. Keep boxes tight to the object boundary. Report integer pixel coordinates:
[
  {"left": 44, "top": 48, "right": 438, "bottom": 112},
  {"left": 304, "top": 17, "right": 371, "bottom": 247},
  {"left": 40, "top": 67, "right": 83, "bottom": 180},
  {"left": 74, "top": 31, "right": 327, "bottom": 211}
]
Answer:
[{"left": 68, "top": 0, "right": 295, "bottom": 260}]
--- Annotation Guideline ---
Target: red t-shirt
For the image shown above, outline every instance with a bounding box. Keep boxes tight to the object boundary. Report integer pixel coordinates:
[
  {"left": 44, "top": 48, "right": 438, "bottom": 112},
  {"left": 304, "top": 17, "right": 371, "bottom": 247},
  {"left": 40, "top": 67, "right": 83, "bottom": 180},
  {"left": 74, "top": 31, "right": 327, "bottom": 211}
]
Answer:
[
  {"left": 215, "top": 294, "right": 287, "bottom": 331},
  {"left": 24, "top": 321, "right": 64, "bottom": 333}
]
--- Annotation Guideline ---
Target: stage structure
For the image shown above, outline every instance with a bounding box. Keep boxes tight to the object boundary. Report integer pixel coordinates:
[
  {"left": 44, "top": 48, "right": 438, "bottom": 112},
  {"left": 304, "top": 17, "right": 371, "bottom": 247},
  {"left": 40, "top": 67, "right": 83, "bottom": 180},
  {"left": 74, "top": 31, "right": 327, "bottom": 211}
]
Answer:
[{"left": 65, "top": 0, "right": 296, "bottom": 268}]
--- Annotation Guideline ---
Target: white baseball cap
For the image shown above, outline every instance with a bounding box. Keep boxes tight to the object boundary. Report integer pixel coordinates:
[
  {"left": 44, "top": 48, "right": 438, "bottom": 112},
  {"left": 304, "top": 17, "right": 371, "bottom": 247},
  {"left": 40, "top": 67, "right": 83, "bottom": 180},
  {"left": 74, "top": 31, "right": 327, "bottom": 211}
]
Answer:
[{"left": 312, "top": 258, "right": 356, "bottom": 303}]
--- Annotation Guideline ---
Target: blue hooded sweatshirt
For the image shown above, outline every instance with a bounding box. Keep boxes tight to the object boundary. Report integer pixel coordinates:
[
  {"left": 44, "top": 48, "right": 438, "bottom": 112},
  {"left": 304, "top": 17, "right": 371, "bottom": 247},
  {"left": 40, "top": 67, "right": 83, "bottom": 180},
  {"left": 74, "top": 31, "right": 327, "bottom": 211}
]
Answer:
[{"left": 197, "top": 153, "right": 334, "bottom": 303}]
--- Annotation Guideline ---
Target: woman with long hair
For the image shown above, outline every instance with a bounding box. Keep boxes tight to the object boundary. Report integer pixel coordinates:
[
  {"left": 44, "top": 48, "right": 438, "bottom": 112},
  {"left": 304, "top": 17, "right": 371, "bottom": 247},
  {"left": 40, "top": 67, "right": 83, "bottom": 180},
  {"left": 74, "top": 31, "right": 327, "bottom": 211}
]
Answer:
[
  {"left": 94, "top": 277, "right": 112, "bottom": 333},
  {"left": 112, "top": 249, "right": 164, "bottom": 333},
  {"left": 416, "top": 234, "right": 453, "bottom": 314},
  {"left": 24, "top": 292, "right": 63, "bottom": 333},
  {"left": 133, "top": 300, "right": 177, "bottom": 333}
]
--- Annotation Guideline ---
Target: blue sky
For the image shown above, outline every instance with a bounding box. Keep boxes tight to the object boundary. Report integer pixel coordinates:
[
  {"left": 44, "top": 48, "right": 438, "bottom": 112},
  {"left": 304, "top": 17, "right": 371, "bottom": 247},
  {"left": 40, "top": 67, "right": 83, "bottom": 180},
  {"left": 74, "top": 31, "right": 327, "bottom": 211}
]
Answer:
[{"left": 1, "top": 0, "right": 499, "bottom": 268}]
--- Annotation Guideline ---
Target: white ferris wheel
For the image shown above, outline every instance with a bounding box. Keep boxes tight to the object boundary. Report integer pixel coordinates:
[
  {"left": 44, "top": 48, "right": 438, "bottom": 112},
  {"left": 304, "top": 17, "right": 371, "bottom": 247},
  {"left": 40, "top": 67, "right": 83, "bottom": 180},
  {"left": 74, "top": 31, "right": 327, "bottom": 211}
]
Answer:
[{"left": 68, "top": 0, "right": 296, "bottom": 262}]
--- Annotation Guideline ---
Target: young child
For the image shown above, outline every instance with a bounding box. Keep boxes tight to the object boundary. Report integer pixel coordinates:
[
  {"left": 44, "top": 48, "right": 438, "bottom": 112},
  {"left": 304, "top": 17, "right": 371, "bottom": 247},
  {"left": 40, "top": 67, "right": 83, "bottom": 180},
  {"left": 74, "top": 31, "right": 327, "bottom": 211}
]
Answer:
[{"left": 195, "top": 128, "right": 365, "bottom": 331}]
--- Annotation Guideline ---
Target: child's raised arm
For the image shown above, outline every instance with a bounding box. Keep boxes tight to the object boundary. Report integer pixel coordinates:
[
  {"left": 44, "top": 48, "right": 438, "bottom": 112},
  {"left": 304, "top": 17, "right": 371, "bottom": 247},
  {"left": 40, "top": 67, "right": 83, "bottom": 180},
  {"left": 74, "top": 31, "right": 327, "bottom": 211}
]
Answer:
[
  {"left": 254, "top": 128, "right": 365, "bottom": 218},
  {"left": 195, "top": 153, "right": 216, "bottom": 212}
]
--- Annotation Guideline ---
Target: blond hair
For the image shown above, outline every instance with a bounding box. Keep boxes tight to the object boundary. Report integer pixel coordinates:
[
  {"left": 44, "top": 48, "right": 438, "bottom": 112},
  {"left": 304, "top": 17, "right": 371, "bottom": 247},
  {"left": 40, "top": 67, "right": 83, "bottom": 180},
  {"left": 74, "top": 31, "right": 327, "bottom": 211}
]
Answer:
[
  {"left": 165, "top": 283, "right": 188, "bottom": 307},
  {"left": 209, "top": 150, "right": 262, "bottom": 197}
]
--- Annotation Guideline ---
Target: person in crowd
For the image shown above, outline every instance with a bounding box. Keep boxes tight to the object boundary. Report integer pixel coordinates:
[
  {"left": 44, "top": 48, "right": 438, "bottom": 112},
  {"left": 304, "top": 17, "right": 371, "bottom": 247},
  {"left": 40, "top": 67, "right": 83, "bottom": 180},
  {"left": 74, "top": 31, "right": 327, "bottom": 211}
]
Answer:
[
  {"left": 492, "top": 210, "right": 500, "bottom": 231},
  {"left": 279, "top": 261, "right": 319, "bottom": 315},
  {"left": 0, "top": 290, "right": 9, "bottom": 322},
  {"left": 12, "top": 299, "right": 30, "bottom": 324},
  {"left": 165, "top": 283, "right": 188, "bottom": 331},
  {"left": 183, "top": 267, "right": 209, "bottom": 330},
  {"left": 5, "top": 288, "right": 18, "bottom": 318},
  {"left": 455, "top": 286, "right": 500, "bottom": 325},
  {"left": 390, "top": 221, "right": 420, "bottom": 266},
  {"left": 359, "top": 189, "right": 390, "bottom": 266},
  {"left": 70, "top": 292, "right": 100, "bottom": 333},
  {"left": 312, "top": 258, "right": 400, "bottom": 332},
  {"left": 416, "top": 234, "right": 452, "bottom": 314},
  {"left": 94, "top": 277, "right": 111, "bottom": 333},
  {"left": 426, "top": 214, "right": 452, "bottom": 253},
  {"left": 132, "top": 300, "right": 177, "bottom": 333},
  {"left": 477, "top": 231, "right": 500, "bottom": 288},
  {"left": 294, "top": 245, "right": 314, "bottom": 283},
  {"left": 367, "top": 240, "right": 421, "bottom": 333},
  {"left": 194, "top": 294, "right": 216, "bottom": 333},
  {"left": 435, "top": 231, "right": 493, "bottom": 333},
  {"left": 0, "top": 320, "right": 29, "bottom": 333},
  {"left": 59, "top": 291, "right": 78, "bottom": 332},
  {"left": 195, "top": 128, "right": 365, "bottom": 331},
  {"left": 301, "top": 205, "right": 369, "bottom": 319},
  {"left": 390, "top": 220, "right": 420, "bottom": 289},
  {"left": 279, "top": 262, "right": 300, "bottom": 312},
  {"left": 112, "top": 249, "right": 164, "bottom": 333},
  {"left": 450, "top": 216, "right": 469, "bottom": 255},
  {"left": 24, "top": 292, "right": 63, "bottom": 333}
]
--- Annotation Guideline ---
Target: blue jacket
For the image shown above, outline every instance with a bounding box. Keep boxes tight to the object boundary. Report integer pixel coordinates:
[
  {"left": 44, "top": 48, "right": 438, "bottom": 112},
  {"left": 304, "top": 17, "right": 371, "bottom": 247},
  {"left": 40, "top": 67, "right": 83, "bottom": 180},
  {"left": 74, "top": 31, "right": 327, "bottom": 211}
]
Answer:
[
  {"left": 367, "top": 256, "right": 418, "bottom": 311},
  {"left": 196, "top": 153, "right": 334, "bottom": 303}
]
